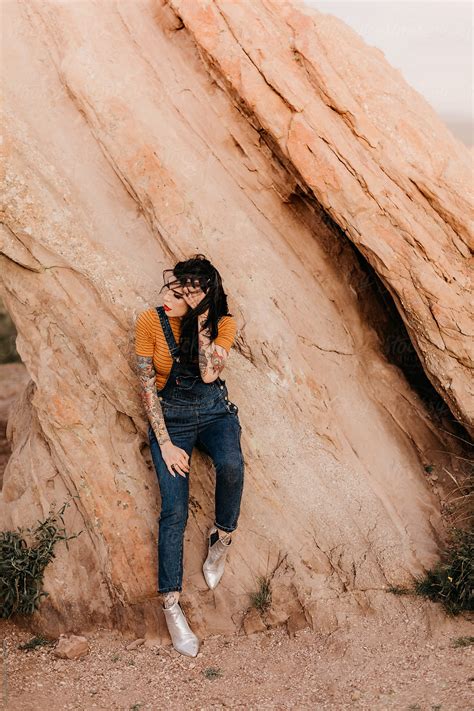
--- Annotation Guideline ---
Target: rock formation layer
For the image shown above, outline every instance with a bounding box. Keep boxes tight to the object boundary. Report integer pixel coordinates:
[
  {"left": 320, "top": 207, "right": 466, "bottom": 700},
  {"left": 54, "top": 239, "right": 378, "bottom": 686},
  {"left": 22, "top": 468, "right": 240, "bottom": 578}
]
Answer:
[{"left": 1, "top": 0, "right": 472, "bottom": 638}]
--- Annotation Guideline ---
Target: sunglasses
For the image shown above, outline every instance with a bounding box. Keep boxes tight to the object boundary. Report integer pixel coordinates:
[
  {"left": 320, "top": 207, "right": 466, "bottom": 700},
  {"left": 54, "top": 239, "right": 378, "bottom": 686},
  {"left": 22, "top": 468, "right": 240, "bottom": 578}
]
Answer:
[{"left": 161, "top": 269, "right": 212, "bottom": 295}]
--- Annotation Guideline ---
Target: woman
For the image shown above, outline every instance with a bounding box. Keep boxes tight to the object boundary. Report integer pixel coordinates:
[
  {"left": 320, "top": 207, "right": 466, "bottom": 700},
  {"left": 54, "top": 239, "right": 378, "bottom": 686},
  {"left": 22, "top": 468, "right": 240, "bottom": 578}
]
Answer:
[{"left": 135, "top": 254, "right": 245, "bottom": 657}]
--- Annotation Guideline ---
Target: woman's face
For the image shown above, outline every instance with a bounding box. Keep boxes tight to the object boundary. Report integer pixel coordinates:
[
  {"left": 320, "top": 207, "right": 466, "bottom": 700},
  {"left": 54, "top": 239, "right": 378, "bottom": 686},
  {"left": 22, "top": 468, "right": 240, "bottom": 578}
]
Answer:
[{"left": 162, "top": 282, "right": 191, "bottom": 318}]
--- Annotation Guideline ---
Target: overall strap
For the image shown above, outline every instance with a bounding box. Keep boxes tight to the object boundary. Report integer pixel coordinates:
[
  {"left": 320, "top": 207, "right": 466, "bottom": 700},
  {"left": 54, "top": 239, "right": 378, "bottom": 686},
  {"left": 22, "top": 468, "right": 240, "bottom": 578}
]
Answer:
[
  {"left": 154, "top": 306, "right": 225, "bottom": 386},
  {"left": 155, "top": 306, "right": 180, "bottom": 361}
]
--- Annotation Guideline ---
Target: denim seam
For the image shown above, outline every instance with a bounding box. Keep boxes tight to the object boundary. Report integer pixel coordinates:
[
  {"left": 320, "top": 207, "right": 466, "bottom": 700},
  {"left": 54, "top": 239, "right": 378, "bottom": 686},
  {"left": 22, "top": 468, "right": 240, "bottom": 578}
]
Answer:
[
  {"left": 175, "top": 511, "right": 188, "bottom": 590},
  {"left": 233, "top": 455, "right": 245, "bottom": 528},
  {"left": 215, "top": 452, "right": 244, "bottom": 531}
]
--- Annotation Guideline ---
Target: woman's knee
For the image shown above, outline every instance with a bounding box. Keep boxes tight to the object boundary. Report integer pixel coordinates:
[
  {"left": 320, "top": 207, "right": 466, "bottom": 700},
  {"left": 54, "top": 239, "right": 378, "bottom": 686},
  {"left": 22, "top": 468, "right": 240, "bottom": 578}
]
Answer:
[
  {"left": 159, "top": 505, "right": 188, "bottom": 528},
  {"left": 216, "top": 458, "right": 244, "bottom": 485}
]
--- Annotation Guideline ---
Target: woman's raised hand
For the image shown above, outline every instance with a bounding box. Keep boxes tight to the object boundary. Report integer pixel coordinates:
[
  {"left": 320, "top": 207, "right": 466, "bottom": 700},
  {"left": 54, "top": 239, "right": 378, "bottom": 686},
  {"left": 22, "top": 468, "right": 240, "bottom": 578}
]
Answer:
[
  {"left": 182, "top": 279, "right": 207, "bottom": 311},
  {"left": 159, "top": 441, "right": 190, "bottom": 478}
]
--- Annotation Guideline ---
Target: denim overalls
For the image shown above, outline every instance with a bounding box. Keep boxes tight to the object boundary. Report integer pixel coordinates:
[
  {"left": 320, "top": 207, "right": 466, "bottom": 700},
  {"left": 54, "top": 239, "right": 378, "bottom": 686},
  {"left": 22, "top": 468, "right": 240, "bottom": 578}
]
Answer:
[{"left": 148, "top": 306, "right": 245, "bottom": 594}]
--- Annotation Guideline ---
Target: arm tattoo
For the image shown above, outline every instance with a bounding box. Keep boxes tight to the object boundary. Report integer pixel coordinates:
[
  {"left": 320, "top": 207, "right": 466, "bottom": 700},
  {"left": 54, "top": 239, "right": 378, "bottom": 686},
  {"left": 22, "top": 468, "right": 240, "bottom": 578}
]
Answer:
[
  {"left": 136, "top": 355, "right": 170, "bottom": 447},
  {"left": 197, "top": 313, "right": 228, "bottom": 383}
]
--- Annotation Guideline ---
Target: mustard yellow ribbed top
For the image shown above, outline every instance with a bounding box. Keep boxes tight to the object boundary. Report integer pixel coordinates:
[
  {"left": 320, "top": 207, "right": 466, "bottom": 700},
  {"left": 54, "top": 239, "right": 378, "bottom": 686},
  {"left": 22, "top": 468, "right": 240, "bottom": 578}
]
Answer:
[{"left": 135, "top": 308, "right": 237, "bottom": 391}]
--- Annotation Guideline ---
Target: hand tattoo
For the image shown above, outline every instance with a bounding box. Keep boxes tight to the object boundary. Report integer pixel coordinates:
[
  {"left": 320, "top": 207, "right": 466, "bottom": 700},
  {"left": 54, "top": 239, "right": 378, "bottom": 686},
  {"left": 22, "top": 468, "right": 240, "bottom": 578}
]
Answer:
[{"left": 136, "top": 355, "right": 170, "bottom": 447}]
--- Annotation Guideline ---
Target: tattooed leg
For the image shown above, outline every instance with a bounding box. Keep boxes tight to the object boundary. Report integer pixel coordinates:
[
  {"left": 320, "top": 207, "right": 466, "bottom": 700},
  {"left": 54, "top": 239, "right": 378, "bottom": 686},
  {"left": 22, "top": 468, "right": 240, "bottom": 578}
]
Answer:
[{"left": 161, "top": 591, "right": 180, "bottom": 608}]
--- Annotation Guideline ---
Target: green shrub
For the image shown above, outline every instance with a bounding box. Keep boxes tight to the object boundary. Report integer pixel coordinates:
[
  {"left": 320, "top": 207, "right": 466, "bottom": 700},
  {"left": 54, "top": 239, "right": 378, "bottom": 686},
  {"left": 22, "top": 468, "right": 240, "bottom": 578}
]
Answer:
[
  {"left": 18, "top": 635, "right": 54, "bottom": 651},
  {"left": 452, "top": 636, "right": 474, "bottom": 648},
  {"left": 0, "top": 499, "right": 81, "bottom": 618},
  {"left": 249, "top": 574, "right": 272, "bottom": 613},
  {"left": 413, "top": 527, "right": 473, "bottom": 615}
]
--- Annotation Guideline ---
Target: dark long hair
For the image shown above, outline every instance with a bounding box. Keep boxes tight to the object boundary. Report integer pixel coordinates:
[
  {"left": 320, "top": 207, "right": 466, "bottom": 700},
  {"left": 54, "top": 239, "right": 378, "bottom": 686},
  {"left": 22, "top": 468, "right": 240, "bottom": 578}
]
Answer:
[{"left": 159, "top": 254, "right": 232, "bottom": 366}]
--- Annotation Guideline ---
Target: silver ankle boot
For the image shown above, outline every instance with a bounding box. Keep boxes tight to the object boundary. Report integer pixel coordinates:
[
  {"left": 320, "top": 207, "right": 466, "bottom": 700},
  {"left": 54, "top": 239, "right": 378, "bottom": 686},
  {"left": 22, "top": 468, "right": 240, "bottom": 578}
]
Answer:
[
  {"left": 162, "top": 601, "right": 200, "bottom": 657},
  {"left": 203, "top": 526, "right": 232, "bottom": 590}
]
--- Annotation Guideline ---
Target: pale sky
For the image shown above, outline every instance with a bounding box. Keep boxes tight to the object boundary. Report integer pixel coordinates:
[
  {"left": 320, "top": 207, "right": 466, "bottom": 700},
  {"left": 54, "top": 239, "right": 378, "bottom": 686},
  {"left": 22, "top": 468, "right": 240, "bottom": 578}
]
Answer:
[{"left": 304, "top": 1, "right": 473, "bottom": 145}]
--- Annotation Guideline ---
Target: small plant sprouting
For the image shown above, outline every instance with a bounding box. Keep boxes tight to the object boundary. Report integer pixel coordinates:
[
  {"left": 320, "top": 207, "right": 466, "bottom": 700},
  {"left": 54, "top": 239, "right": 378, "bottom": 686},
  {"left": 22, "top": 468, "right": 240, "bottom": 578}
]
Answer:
[
  {"left": 451, "top": 635, "right": 474, "bottom": 648},
  {"left": 250, "top": 575, "right": 272, "bottom": 613},
  {"left": 0, "top": 498, "right": 82, "bottom": 618},
  {"left": 18, "top": 636, "right": 54, "bottom": 651},
  {"left": 203, "top": 666, "right": 223, "bottom": 680},
  {"left": 387, "top": 585, "right": 411, "bottom": 596}
]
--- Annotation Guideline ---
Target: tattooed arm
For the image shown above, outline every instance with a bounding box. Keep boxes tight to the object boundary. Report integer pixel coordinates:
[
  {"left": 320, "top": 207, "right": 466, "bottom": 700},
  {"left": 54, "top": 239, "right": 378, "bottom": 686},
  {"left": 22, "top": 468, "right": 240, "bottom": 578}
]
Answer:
[
  {"left": 136, "top": 355, "right": 171, "bottom": 447},
  {"left": 197, "top": 312, "right": 229, "bottom": 383},
  {"left": 180, "top": 284, "right": 231, "bottom": 384}
]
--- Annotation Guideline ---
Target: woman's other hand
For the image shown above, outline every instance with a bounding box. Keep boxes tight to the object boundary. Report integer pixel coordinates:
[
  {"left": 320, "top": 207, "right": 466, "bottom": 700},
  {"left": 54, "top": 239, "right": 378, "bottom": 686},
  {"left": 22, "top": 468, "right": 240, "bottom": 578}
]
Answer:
[
  {"left": 160, "top": 440, "right": 190, "bottom": 478},
  {"left": 182, "top": 279, "right": 207, "bottom": 311}
]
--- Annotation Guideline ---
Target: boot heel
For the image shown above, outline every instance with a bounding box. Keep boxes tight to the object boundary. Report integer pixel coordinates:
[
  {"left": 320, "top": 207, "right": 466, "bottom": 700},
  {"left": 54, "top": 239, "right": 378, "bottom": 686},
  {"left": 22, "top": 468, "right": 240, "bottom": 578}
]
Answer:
[{"left": 162, "top": 601, "right": 200, "bottom": 657}]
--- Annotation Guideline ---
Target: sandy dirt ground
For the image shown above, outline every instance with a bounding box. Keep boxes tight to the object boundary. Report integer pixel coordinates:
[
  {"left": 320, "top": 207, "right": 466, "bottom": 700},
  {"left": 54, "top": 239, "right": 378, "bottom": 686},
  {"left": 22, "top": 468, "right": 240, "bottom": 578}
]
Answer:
[{"left": 1, "top": 597, "right": 473, "bottom": 711}]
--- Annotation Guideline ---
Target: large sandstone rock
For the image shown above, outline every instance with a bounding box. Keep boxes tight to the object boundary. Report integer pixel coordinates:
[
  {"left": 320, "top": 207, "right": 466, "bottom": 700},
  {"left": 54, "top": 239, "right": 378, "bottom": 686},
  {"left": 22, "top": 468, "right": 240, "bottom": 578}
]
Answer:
[{"left": 0, "top": 0, "right": 472, "bottom": 638}]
